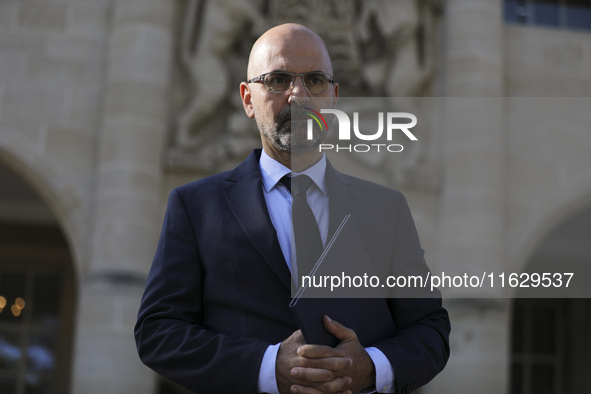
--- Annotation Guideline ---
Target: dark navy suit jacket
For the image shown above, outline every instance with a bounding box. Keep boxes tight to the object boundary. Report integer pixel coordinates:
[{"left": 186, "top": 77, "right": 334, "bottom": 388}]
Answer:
[{"left": 134, "top": 149, "right": 450, "bottom": 394}]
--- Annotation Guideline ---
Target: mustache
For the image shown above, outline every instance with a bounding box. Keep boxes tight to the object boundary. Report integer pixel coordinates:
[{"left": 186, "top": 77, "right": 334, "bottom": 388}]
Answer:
[{"left": 277, "top": 106, "right": 313, "bottom": 124}]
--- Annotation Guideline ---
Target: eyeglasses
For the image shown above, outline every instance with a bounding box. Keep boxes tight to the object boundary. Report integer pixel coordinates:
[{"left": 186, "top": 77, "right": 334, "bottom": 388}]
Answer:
[{"left": 247, "top": 72, "right": 335, "bottom": 94}]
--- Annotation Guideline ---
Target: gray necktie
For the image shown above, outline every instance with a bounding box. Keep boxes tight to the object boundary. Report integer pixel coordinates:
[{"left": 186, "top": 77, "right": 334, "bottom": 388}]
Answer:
[{"left": 280, "top": 175, "right": 323, "bottom": 281}]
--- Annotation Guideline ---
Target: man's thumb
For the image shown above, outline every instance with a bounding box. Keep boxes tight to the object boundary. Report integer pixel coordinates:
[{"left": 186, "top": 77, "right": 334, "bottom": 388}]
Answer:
[{"left": 323, "top": 315, "right": 355, "bottom": 341}]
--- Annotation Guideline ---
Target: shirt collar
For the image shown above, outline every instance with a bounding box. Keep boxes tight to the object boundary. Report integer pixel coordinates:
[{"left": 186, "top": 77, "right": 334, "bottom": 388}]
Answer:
[{"left": 259, "top": 149, "right": 328, "bottom": 196}]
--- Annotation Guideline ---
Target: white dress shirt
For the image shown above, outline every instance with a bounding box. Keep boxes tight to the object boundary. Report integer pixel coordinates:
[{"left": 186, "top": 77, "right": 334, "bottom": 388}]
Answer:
[{"left": 257, "top": 149, "right": 395, "bottom": 393}]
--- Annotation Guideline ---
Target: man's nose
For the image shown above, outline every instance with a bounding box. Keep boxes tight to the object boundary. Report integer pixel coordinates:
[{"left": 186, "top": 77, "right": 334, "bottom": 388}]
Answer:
[{"left": 288, "top": 75, "right": 309, "bottom": 105}]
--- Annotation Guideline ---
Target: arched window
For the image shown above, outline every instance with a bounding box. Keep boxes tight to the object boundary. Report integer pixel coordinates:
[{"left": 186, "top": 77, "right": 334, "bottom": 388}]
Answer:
[
  {"left": 0, "top": 165, "right": 75, "bottom": 394},
  {"left": 511, "top": 205, "right": 591, "bottom": 394}
]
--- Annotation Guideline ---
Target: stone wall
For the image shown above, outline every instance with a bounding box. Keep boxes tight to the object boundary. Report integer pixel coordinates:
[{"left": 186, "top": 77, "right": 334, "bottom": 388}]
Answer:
[{"left": 0, "top": 0, "right": 110, "bottom": 272}]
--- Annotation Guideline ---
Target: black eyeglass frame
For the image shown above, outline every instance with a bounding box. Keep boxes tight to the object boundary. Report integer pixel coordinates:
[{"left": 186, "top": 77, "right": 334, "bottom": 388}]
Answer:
[{"left": 246, "top": 71, "right": 336, "bottom": 94}]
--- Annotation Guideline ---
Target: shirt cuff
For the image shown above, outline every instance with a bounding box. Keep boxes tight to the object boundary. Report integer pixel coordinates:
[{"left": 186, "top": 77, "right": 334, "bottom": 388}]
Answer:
[
  {"left": 365, "top": 347, "right": 395, "bottom": 393},
  {"left": 257, "top": 343, "right": 281, "bottom": 394}
]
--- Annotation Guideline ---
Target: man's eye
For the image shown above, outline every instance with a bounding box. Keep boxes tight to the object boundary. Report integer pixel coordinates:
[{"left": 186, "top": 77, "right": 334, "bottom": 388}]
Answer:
[
  {"left": 306, "top": 74, "right": 324, "bottom": 85},
  {"left": 269, "top": 74, "right": 289, "bottom": 84}
]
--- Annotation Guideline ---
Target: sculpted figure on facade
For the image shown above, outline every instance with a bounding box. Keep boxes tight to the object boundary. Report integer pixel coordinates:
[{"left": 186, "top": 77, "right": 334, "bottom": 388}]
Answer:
[
  {"left": 168, "top": 0, "right": 441, "bottom": 189},
  {"left": 170, "top": 0, "right": 265, "bottom": 171}
]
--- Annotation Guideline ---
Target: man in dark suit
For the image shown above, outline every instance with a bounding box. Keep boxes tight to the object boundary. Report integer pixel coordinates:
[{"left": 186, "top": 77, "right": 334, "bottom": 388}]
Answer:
[{"left": 135, "top": 24, "right": 450, "bottom": 394}]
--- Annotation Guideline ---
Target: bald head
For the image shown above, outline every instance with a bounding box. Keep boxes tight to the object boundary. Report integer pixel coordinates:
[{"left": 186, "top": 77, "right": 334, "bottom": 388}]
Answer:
[{"left": 247, "top": 24, "right": 333, "bottom": 80}]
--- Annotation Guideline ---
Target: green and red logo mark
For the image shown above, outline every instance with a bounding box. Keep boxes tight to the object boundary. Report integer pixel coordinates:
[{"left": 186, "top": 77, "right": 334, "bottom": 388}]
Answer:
[{"left": 303, "top": 107, "right": 328, "bottom": 139}]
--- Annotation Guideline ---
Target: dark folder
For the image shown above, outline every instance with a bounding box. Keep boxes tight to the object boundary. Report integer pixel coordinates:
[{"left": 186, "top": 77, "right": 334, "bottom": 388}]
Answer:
[{"left": 289, "top": 215, "right": 397, "bottom": 347}]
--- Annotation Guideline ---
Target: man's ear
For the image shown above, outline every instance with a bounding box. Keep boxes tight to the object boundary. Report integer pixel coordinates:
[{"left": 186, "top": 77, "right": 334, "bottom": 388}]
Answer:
[
  {"left": 332, "top": 82, "right": 339, "bottom": 107},
  {"left": 240, "top": 82, "right": 255, "bottom": 119}
]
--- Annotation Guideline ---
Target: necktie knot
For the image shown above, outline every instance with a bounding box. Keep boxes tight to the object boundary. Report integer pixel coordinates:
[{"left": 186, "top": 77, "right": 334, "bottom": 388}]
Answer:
[
  {"left": 279, "top": 175, "right": 314, "bottom": 198},
  {"left": 292, "top": 175, "right": 314, "bottom": 197},
  {"left": 278, "top": 175, "right": 291, "bottom": 192}
]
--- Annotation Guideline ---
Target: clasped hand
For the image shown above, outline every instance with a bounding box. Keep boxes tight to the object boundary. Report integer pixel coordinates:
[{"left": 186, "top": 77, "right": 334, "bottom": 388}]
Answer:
[{"left": 276, "top": 316, "right": 376, "bottom": 394}]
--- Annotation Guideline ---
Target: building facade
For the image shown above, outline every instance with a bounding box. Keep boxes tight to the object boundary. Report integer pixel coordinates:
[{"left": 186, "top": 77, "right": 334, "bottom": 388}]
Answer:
[{"left": 0, "top": 0, "right": 590, "bottom": 393}]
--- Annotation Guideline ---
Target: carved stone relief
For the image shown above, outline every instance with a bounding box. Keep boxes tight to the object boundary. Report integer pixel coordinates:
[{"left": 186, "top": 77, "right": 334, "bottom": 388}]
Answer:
[{"left": 165, "top": 0, "right": 442, "bottom": 189}]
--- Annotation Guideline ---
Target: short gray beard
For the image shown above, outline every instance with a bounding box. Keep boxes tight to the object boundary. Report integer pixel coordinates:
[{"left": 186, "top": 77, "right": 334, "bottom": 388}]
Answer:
[{"left": 259, "top": 120, "right": 327, "bottom": 153}]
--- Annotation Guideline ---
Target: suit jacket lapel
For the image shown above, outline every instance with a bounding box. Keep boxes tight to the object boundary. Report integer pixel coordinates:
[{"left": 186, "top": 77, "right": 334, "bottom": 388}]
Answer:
[
  {"left": 222, "top": 150, "right": 292, "bottom": 290},
  {"left": 326, "top": 160, "right": 362, "bottom": 241}
]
